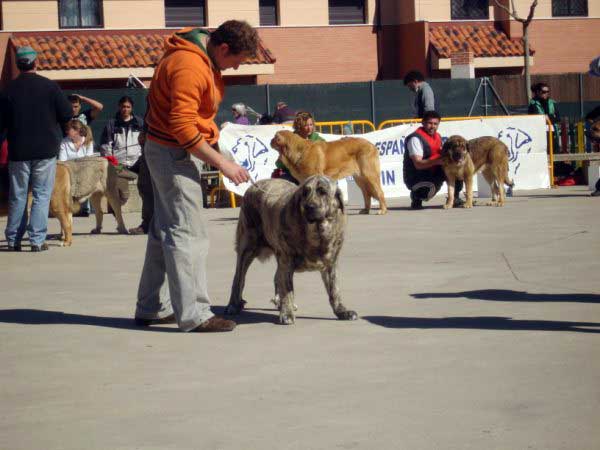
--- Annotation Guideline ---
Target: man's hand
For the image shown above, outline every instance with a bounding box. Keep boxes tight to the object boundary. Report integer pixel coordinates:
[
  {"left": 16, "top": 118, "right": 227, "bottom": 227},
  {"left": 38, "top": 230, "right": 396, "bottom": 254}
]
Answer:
[{"left": 220, "top": 159, "right": 250, "bottom": 185}]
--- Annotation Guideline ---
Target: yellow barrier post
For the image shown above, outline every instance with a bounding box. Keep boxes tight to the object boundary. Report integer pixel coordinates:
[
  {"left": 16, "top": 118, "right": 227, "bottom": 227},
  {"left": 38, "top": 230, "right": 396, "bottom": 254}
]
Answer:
[
  {"left": 576, "top": 121, "right": 585, "bottom": 170},
  {"left": 209, "top": 172, "right": 236, "bottom": 208}
]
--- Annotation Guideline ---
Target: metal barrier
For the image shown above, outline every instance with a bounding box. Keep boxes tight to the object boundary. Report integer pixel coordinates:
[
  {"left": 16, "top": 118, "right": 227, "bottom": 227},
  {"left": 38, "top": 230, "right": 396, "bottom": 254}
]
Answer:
[
  {"left": 315, "top": 120, "right": 375, "bottom": 135},
  {"left": 377, "top": 115, "right": 518, "bottom": 130},
  {"left": 206, "top": 171, "right": 237, "bottom": 209}
]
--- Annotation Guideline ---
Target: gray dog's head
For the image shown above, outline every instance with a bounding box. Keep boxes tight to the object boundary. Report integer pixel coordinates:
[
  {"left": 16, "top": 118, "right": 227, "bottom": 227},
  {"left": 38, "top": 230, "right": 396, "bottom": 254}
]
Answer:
[{"left": 296, "top": 175, "right": 345, "bottom": 223}]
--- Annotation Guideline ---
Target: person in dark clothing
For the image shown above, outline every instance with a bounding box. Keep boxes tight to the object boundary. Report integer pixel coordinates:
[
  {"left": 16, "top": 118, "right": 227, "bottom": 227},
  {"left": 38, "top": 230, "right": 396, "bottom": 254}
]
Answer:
[
  {"left": 584, "top": 105, "right": 600, "bottom": 124},
  {"left": 0, "top": 46, "right": 72, "bottom": 251},
  {"left": 403, "top": 111, "right": 463, "bottom": 210},
  {"left": 528, "top": 82, "right": 560, "bottom": 124},
  {"left": 68, "top": 93, "right": 103, "bottom": 126},
  {"left": 404, "top": 70, "right": 437, "bottom": 118},
  {"left": 100, "top": 96, "right": 144, "bottom": 169},
  {"left": 129, "top": 129, "right": 154, "bottom": 235},
  {"left": 528, "top": 82, "right": 576, "bottom": 179},
  {"left": 100, "top": 96, "right": 150, "bottom": 235},
  {"left": 272, "top": 101, "right": 297, "bottom": 124}
]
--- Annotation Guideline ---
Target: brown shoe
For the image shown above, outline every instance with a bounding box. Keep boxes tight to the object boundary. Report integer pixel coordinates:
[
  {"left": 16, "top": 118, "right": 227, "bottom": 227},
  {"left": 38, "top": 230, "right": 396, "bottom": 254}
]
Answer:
[
  {"left": 191, "top": 316, "right": 236, "bottom": 332},
  {"left": 128, "top": 225, "right": 147, "bottom": 235},
  {"left": 134, "top": 313, "right": 176, "bottom": 326}
]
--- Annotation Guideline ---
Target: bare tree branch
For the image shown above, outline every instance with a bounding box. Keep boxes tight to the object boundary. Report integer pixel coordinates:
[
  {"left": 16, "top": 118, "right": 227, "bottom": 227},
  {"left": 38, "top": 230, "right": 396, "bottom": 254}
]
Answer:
[
  {"left": 511, "top": 0, "right": 519, "bottom": 18},
  {"left": 524, "top": 0, "right": 538, "bottom": 25}
]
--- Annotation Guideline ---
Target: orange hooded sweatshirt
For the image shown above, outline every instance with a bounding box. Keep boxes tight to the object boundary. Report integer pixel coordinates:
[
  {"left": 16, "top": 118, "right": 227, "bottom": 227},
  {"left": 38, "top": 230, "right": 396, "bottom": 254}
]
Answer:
[{"left": 145, "top": 28, "right": 224, "bottom": 151}]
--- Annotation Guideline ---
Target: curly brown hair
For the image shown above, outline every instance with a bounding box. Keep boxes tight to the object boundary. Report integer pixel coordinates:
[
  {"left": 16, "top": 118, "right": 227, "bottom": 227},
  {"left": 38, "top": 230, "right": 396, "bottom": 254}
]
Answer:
[
  {"left": 210, "top": 20, "right": 259, "bottom": 57},
  {"left": 293, "top": 111, "right": 315, "bottom": 135}
]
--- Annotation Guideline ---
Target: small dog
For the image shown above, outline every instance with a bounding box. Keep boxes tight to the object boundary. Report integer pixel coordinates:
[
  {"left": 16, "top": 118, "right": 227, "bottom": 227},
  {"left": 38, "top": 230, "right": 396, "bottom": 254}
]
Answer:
[
  {"left": 441, "top": 136, "right": 514, "bottom": 208},
  {"left": 270, "top": 130, "right": 387, "bottom": 215},
  {"left": 225, "top": 175, "right": 357, "bottom": 325}
]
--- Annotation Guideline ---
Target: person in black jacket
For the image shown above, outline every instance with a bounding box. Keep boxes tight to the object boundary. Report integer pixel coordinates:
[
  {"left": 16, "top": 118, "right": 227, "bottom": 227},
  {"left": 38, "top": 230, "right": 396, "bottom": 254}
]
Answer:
[{"left": 0, "top": 46, "right": 72, "bottom": 252}]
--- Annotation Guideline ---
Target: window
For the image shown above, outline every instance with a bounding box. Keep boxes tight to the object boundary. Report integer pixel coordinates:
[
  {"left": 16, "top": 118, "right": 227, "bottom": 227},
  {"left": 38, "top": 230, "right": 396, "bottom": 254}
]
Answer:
[
  {"left": 329, "top": 0, "right": 365, "bottom": 25},
  {"left": 59, "top": 0, "right": 103, "bottom": 28},
  {"left": 260, "top": 0, "right": 278, "bottom": 26},
  {"left": 451, "top": 0, "right": 489, "bottom": 20},
  {"left": 552, "top": 0, "right": 587, "bottom": 16},
  {"left": 165, "top": 0, "right": 205, "bottom": 28}
]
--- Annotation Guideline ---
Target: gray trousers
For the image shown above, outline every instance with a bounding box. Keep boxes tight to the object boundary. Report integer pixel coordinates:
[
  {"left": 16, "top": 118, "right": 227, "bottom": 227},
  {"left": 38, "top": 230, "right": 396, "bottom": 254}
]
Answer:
[{"left": 135, "top": 140, "right": 214, "bottom": 331}]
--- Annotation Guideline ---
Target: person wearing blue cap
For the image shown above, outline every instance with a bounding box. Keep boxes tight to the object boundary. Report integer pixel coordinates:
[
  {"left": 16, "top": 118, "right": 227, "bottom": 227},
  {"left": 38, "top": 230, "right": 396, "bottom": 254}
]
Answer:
[{"left": 0, "top": 46, "right": 72, "bottom": 251}]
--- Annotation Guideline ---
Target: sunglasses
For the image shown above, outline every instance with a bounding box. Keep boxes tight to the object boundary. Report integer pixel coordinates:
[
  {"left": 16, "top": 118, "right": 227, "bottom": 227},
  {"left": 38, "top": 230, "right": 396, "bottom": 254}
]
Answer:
[{"left": 540, "top": 90, "right": 550, "bottom": 94}]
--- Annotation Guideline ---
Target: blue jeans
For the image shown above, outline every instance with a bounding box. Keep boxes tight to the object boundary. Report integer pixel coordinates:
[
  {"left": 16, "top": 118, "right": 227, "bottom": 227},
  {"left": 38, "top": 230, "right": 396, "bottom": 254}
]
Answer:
[{"left": 5, "top": 157, "right": 57, "bottom": 247}]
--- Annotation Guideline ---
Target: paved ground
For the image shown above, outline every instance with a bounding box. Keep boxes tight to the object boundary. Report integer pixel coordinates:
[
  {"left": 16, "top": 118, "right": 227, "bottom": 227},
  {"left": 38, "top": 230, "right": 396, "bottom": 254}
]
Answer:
[{"left": 1, "top": 186, "right": 599, "bottom": 450}]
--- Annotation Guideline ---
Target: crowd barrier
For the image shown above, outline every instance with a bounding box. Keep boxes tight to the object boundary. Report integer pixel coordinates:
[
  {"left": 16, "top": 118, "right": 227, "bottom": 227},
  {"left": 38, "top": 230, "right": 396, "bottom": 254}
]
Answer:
[
  {"left": 213, "top": 114, "right": 600, "bottom": 207},
  {"left": 315, "top": 120, "right": 375, "bottom": 135}
]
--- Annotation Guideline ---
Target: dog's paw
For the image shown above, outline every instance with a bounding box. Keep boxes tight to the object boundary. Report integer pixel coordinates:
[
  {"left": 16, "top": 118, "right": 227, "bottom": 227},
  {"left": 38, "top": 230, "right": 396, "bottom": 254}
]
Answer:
[
  {"left": 336, "top": 310, "right": 358, "bottom": 321},
  {"left": 463, "top": 202, "right": 473, "bottom": 209},
  {"left": 224, "top": 300, "right": 246, "bottom": 315},
  {"left": 90, "top": 227, "right": 102, "bottom": 234},
  {"left": 278, "top": 314, "right": 295, "bottom": 325},
  {"left": 443, "top": 204, "right": 453, "bottom": 209},
  {"left": 271, "top": 296, "right": 298, "bottom": 311}
]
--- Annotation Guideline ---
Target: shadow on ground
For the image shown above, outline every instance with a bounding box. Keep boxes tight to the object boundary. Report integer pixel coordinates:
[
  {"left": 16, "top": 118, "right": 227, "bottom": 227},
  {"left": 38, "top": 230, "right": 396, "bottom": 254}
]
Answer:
[
  {"left": 362, "top": 315, "right": 600, "bottom": 333},
  {"left": 0, "top": 307, "right": 336, "bottom": 331},
  {"left": 411, "top": 289, "right": 600, "bottom": 304}
]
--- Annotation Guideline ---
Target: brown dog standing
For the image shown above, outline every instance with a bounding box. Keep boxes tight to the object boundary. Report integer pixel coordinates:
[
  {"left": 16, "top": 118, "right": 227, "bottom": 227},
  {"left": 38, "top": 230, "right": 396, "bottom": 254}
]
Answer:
[
  {"left": 441, "top": 135, "right": 514, "bottom": 208},
  {"left": 440, "top": 136, "right": 475, "bottom": 209},
  {"left": 270, "top": 130, "right": 387, "bottom": 215}
]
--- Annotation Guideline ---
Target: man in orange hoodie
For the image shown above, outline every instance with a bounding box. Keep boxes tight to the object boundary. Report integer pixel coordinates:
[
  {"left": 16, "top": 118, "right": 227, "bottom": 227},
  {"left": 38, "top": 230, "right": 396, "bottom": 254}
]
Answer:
[{"left": 134, "top": 20, "right": 258, "bottom": 333}]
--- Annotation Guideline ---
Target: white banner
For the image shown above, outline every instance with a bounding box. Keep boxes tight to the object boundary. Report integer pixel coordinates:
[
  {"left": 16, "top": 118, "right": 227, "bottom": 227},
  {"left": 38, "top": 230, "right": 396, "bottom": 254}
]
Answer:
[{"left": 218, "top": 115, "right": 550, "bottom": 201}]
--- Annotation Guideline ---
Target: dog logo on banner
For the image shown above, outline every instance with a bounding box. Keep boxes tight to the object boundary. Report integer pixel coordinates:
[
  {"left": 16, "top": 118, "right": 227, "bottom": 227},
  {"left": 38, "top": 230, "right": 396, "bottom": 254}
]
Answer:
[
  {"left": 497, "top": 127, "right": 533, "bottom": 175},
  {"left": 230, "top": 135, "right": 271, "bottom": 176}
]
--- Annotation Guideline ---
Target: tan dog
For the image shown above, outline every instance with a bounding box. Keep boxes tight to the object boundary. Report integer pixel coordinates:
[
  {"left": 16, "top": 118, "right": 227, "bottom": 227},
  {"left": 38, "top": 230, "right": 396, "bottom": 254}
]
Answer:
[
  {"left": 441, "top": 136, "right": 514, "bottom": 208},
  {"left": 270, "top": 130, "right": 387, "bottom": 215},
  {"left": 49, "top": 157, "right": 136, "bottom": 246},
  {"left": 225, "top": 176, "right": 357, "bottom": 325}
]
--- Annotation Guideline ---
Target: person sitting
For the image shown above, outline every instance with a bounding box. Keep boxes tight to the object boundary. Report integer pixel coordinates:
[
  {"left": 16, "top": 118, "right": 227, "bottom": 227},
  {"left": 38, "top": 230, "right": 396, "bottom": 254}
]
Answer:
[
  {"left": 271, "top": 111, "right": 324, "bottom": 184},
  {"left": 100, "top": 96, "right": 144, "bottom": 169},
  {"left": 403, "top": 110, "right": 463, "bottom": 210},
  {"left": 231, "top": 103, "right": 251, "bottom": 125},
  {"left": 272, "top": 101, "right": 297, "bottom": 124},
  {"left": 59, "top": 119, "right": 94, "bottom": 161}
]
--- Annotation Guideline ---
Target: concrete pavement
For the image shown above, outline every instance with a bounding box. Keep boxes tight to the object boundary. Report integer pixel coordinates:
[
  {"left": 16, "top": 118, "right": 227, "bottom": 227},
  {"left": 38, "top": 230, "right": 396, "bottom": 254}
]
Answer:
[{"left": 1, "top": 186, "right": 599, "bottom": 450}]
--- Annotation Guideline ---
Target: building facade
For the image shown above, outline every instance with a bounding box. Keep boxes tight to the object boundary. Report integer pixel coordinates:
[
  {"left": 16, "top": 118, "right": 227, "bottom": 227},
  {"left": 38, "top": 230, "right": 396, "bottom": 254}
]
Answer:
[{"left": 0, "top": 0, "right": 598, "bottom": 88}]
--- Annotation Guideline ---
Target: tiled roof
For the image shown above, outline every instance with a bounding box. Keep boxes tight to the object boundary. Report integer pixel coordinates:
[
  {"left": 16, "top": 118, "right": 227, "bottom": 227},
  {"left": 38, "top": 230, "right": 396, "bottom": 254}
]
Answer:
[
  {"left": 429, "top": 24, "right": 534, "bottom": 58},
  {"left": 11, "top": 31, "right": 275, "bottom": 71}
]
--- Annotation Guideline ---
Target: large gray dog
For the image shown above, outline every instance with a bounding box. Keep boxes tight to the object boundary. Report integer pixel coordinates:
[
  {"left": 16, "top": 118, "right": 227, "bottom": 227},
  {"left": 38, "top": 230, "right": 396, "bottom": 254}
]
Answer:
[{"left": 225, "top": 175, "right": 357, "bottom": 325}]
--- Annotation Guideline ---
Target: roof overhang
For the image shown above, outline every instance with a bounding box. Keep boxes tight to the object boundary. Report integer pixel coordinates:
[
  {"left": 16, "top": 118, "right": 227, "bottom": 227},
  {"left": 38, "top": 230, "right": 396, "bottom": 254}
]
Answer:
[
  {"left": 36, "top": 63, "right": 275, "bottom": 81},
  {"left": 431, "top": 53, "right": 534, "bottom": 70}
]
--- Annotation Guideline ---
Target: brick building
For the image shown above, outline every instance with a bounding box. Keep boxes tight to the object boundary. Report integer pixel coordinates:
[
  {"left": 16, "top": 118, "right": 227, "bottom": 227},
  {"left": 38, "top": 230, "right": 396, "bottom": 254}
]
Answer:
[{"left": 0, "top": 0, "right": 598, "bottom": 88}]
